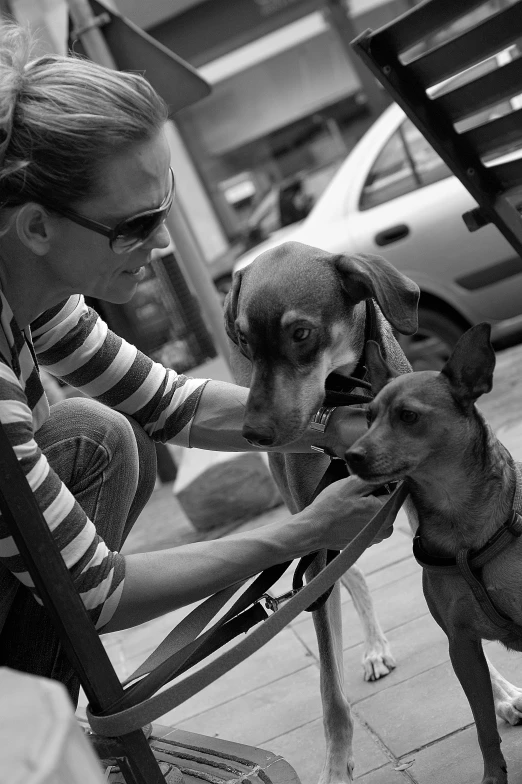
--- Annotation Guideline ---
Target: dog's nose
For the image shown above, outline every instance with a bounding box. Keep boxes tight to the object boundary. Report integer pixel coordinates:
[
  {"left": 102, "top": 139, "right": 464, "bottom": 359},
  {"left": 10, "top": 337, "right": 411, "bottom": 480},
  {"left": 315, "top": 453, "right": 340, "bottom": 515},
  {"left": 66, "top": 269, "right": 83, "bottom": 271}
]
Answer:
[
  {"left": 242, "top": 426, "right": 276, "bottom": 448},
  {"left": 344, "top": 447, "right": 366, "bottom": 468}
]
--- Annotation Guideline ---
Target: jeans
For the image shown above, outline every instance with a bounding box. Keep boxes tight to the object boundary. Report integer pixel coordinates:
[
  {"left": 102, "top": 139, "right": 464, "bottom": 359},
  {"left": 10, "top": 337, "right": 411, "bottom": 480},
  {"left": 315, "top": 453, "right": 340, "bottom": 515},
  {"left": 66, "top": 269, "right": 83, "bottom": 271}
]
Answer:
[{"left": 0, "top": 397, "right": 157, "bottom": 706}]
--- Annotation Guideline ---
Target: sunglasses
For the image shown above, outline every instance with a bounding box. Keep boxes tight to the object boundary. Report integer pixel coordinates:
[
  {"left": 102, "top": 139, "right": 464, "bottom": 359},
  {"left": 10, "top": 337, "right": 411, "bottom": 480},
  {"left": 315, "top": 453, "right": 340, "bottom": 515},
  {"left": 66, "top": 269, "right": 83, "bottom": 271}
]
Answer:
[{"left": 43, "top": 167, "right": 175, "bottom": 254}]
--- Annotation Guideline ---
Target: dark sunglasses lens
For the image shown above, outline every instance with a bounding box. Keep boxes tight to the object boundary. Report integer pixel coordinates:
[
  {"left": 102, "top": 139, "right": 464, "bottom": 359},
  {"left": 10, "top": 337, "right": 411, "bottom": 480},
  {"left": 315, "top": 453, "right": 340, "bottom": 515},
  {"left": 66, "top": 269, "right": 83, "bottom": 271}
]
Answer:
[
  {"left": 111, "top": 170, "right": 174, "bottom": 253},
  {"left": 112, "top": 209, "right": 168, "bottom": 253}
]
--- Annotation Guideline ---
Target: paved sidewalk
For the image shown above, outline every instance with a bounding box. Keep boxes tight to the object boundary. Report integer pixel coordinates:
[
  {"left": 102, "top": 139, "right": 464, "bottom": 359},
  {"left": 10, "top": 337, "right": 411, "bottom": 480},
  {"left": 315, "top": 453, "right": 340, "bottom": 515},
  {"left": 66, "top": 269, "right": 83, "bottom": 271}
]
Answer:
[{"left": 77, "top": 345, "right": 522, "bottom": 783}]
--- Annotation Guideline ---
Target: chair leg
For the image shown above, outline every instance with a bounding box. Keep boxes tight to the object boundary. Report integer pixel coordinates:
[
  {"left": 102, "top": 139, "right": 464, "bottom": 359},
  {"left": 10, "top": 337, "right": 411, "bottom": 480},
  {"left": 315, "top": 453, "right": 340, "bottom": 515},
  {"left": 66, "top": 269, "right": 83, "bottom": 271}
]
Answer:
[{"left": 114, "top": 730, "right": 167, "bottom": 784}]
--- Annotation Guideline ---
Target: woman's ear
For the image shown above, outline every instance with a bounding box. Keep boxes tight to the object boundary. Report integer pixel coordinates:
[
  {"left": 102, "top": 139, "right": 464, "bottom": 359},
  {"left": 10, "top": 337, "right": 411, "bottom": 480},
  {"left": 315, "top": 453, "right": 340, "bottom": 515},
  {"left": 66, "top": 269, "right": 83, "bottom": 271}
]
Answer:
[{"left": 15, "top": 203, "right": 54, "bottom": 255}]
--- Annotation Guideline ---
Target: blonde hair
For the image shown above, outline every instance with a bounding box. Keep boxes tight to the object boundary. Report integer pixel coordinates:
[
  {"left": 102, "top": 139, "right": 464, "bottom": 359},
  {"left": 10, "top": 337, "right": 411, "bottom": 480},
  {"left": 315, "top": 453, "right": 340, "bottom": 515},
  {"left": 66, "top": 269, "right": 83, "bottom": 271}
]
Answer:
[{"left": 0, "top": 23, "right": 169, "bottom": 209}]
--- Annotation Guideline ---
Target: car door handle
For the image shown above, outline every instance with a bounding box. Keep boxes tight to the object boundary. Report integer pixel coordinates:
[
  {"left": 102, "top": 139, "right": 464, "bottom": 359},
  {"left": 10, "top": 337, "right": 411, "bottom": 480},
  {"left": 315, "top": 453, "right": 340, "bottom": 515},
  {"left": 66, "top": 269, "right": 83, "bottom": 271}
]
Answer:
[{"left": 374, "top": 224, "right": 410, "bottom": 246}]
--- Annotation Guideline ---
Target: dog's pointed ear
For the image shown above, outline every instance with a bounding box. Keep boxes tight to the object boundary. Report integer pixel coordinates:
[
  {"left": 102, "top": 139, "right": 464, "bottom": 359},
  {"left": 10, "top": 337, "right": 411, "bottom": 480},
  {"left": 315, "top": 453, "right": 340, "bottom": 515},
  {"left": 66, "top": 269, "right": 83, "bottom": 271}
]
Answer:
[
  {"left": 440, "top": 323, "right": 495, "bottom": 407},
  {"left": 333, "top": 253, "right": 419, "bottom": 335},
  {"left": 366, "top": 340, "right": 401, "bottom": 394},
  {"left": 223, "top": 269, "right": 244, "bottom": 344}
]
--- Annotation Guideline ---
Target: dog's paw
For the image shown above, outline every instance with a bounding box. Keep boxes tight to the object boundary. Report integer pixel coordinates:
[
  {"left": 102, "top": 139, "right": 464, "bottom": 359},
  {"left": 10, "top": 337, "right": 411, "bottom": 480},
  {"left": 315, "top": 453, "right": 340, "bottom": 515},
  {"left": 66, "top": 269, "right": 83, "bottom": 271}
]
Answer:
[
  {"left": 495, "top": 696, "right": 522, "bottom": 725},
  {"left": 362, "top": 643, "right": 396, "bottom": 682}
]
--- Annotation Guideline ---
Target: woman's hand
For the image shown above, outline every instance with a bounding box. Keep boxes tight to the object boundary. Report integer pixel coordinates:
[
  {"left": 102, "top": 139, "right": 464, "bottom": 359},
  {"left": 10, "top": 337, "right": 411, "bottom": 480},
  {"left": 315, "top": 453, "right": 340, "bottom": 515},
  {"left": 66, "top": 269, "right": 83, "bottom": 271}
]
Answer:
[{"left": 300, "top": 474, "right": 392, "bottom": 551}]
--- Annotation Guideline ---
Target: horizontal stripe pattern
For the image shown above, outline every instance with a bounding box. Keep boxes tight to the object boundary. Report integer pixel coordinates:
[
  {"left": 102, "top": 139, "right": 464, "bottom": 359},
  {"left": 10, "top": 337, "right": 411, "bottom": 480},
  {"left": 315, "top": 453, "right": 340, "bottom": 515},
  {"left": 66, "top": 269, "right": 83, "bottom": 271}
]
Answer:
[{"left": 0, "top": 292, "right": 209, "bottom": 633}]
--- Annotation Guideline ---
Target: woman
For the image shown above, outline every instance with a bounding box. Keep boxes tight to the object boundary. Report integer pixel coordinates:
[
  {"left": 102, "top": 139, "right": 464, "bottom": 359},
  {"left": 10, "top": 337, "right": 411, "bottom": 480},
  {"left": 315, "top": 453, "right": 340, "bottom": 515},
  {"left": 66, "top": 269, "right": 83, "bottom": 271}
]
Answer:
[{"left": 0, "top": 23, "right": 383, "bottom": 704}]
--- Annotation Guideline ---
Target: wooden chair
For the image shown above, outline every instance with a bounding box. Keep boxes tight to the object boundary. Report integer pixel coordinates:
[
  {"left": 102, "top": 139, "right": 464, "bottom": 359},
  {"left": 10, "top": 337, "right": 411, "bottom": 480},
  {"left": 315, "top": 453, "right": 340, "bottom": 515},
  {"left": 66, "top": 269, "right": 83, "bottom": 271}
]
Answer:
[
  {"left": 351, "top": 0, "right": 522, "bottom": 258},
  {"left": 0, "top": 422, "right": 301, "bottom": 784}
]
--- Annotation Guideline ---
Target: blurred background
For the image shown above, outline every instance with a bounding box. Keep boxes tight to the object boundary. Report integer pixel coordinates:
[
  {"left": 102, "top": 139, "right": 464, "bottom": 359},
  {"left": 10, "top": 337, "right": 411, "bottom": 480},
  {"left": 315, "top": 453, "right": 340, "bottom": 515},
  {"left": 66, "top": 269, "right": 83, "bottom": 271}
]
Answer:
[
  {"left": 4, "top": 0, "right": 522, "bottom": 438},
  {"left": 1, "top": 0, "right": 412, "bottom": 370}
]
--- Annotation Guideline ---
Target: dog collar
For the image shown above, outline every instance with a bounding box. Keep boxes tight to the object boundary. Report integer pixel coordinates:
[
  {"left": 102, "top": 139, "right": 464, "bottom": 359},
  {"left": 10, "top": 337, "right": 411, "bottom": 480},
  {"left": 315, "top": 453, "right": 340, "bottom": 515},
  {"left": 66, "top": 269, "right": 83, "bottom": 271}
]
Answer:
[
  {"left": 323, "top": 299, "right": 378, "bottom": 408},
  {"left": 413, "top": 509, "right": 522, "bottom": 572}
]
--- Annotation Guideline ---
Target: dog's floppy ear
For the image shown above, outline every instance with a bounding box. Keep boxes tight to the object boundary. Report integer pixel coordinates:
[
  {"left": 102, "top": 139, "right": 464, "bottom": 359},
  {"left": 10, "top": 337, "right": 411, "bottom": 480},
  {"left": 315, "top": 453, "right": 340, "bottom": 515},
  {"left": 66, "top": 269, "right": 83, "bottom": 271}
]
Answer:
[
  {"left": 333, "top": 253, "right": 419, "bottom": 335},
  {"left": 223, "top": 269, "right": 244, "bottom": 344},
  {"left": 440, "top": 323, "right": 495, "bottom": 408},
  {"left": 365, "top": 339, "right": 401, "bottom": 394}
]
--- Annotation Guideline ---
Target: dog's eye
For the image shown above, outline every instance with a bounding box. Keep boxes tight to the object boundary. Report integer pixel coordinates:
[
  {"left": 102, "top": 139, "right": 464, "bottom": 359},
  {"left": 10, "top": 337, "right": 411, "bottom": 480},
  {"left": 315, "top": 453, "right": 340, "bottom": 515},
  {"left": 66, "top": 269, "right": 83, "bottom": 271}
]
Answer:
[
  {"left": 237, "top": 332, "right": 248, "bottom": 346},
  {"left": 293, "top": 328, "right": 310, "bottom": 342},
  {"left": 400, "top": 409, "right": 418, "bottom": 424}
]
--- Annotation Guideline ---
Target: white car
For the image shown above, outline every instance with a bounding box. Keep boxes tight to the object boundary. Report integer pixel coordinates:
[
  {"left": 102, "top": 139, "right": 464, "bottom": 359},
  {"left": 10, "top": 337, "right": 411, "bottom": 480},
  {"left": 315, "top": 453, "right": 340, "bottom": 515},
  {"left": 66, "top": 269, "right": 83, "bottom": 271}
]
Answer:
[{"left": 233, "top": 102, "right": 522, "bottom": 369}]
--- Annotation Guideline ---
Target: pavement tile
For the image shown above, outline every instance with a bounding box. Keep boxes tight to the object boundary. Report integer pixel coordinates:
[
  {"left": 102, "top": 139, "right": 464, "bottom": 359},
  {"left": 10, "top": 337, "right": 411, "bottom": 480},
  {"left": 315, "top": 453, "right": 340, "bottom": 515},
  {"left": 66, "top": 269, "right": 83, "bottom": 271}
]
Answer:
[
  {"left": 407, "top": 722, "right": 522, "bottom": 783},
  {"left": 292, "top": 570, "right": 428, "bottom": 654},
  {"left": 356, "top": 526, "right": 414, "bottom": 576},
  {"left": 353, "top": 764, "right": 412, "bottom": 782},
  {"left": 342, "top": 613, "right": 449, "bottom": 703},
  {"left": 484, "top": 639, "right": 522, "bottom": 685},
  {"left": 164, "top": 664, "right": 324, "bottom": 747},
  {"left": 267, "top": 714, "right": 391, "bottom": 784},
  {"left": 151, "top": 627, "right": 316, "bottom": 725},
  {"left": 355, "top": 660, "right": 474, "bottom": 758},
  {"left": 360, "top": 554, "right": 418, "bottom": 593}
]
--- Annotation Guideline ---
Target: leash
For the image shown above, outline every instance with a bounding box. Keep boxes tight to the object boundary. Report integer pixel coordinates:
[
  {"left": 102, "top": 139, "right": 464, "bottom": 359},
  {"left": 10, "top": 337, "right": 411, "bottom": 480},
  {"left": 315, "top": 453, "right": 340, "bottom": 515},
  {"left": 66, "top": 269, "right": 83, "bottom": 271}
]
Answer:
[
  {"left": 86, "top": 298, "right": 395, "bottom": 732},
  {"left": 414, "top": 509, "right": 522, "bottom": 633},
  {"left": 86, "top": 481, "right": 408, "bottom": 737}
]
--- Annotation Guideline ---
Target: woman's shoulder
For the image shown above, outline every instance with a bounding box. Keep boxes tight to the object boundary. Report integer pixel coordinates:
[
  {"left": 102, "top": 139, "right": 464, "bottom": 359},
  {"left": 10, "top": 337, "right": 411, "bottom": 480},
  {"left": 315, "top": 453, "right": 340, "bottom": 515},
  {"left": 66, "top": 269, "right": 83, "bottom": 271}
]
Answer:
[{"left": 31, "top": 295, "right": 86, "bottom": 335}]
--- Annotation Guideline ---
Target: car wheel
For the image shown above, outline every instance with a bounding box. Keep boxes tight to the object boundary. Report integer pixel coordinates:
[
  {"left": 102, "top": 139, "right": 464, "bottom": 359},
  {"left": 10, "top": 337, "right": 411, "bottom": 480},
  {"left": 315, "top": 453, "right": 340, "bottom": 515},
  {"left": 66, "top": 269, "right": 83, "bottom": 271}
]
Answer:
[{"left": 397, "top": 308, "right": 467, "bottom": 371}]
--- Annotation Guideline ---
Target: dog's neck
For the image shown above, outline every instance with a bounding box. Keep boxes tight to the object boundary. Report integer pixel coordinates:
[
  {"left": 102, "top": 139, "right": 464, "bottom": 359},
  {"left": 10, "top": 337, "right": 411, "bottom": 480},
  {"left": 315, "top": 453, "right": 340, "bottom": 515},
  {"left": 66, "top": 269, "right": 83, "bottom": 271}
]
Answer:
[
  {"left": 327, "top": 302, "right": 368, "bottom": 380},
  {"left": 407, "top": 409, "right": 517, "bottom": 557}
]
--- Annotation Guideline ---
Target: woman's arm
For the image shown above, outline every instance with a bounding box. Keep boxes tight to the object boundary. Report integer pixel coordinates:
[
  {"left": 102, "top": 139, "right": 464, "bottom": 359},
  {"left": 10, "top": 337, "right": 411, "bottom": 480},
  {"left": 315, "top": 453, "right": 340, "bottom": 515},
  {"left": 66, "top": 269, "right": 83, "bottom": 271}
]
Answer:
[
  {"left": 101, "top": 475, "right": 384, "bottom": 633},
  {"left": 188, "top": 379, "right": 367, "bottom": 457}
]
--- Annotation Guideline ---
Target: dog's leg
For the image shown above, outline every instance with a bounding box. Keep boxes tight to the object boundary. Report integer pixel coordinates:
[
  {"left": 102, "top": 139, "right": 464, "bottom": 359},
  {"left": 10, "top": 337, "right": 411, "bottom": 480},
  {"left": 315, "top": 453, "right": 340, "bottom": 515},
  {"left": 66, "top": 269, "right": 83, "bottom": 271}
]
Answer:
[
  {"left": 311, "top": 573, "right": 354, "bottom": 784},
  {"left": 449, "top": 635, "right": 507, "bottom": 784},
  {"left": 341, "top": 565, "right": 395, "bottom": 681},
  {"left": 486, "top": 654, "right": 522, "bottom": 725}
]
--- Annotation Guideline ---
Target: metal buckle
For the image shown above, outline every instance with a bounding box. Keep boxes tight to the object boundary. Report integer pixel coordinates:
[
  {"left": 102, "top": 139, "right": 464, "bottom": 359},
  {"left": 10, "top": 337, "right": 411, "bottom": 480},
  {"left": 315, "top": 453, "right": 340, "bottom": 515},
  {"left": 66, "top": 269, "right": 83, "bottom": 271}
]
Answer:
[{"left": 261, "top": 589, "right": 299, "bottom": 613}]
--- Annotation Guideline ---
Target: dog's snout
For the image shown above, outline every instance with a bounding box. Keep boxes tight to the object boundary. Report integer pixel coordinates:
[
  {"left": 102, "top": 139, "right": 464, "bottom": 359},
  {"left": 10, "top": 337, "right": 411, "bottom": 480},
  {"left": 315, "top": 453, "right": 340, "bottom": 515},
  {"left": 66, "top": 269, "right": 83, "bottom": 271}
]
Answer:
[
  {"left": 344, "top": 447, "right": 366, "bottom": 469},
  {"left": 242, "top": 426, "right": 276, "bottom": 448}
]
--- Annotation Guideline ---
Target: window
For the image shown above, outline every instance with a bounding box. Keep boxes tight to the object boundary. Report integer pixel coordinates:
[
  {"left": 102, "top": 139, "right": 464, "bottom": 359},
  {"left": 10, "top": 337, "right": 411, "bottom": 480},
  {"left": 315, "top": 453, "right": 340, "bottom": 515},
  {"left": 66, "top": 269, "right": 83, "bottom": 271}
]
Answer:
[
  {"left": 402, "top": 120, "right": 451, "bottom": 187},
  {"left": 360, "top": 119, "right": 451, "bottom": 210}
]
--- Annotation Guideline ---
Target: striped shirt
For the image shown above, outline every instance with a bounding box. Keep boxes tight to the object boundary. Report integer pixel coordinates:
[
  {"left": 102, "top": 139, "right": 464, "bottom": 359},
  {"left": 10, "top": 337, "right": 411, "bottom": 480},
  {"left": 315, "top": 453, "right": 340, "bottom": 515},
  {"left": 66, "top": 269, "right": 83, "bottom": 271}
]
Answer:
[{"left": 0, "top": 292, "right": 208, "bottom": 632}]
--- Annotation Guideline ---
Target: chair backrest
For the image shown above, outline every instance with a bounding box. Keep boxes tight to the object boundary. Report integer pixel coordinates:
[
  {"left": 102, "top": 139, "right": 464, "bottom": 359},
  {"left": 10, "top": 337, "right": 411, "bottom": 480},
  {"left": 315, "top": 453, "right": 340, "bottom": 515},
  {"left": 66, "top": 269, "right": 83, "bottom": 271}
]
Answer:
[
  {"left": 0, "top": 421, "right": 177, "bottom": 784},
  {"left": 351, "top": 0, "right": 522, "bottom": 257}
]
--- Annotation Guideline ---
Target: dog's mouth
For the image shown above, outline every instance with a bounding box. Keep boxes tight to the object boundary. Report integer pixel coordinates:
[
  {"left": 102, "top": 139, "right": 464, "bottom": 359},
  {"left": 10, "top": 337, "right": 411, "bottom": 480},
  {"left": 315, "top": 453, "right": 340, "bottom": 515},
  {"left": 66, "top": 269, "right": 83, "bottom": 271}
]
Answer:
[{"left": 348, "top": 465, "right": 408, "bottom": 485}]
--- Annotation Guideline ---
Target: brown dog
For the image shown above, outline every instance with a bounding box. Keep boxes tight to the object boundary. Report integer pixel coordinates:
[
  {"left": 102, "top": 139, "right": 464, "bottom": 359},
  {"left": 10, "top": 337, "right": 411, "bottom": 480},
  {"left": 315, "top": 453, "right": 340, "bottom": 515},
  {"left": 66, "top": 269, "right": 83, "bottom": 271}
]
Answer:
[
  {"left": 345, "top": 323, "right": 522, "bottom": 784},
  {"left": 224, "top": 241, "right": 419, "bottom": 783}
]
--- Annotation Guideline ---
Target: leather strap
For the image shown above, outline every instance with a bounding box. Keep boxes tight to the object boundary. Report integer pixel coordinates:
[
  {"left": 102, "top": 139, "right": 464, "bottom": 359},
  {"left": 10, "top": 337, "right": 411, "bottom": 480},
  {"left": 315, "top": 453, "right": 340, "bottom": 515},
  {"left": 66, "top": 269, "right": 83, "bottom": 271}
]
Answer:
[
  {"left": 87, "top": 481, "right": 408, "bottom": 737},
  {"left": 413, "top": 511, "right": 522, "bottom": 572},
  {"left": 456, "top": 549, "right": 522, "bottom": 634},
  {"left": 415, "top": 511, "right": 522, "bottom": 635}
]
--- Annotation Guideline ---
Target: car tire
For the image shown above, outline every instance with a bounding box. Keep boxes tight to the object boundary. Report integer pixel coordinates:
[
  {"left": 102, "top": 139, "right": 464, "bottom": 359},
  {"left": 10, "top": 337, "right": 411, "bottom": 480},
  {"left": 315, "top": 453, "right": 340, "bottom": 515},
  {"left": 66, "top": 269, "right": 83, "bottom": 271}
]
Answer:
[{"left": 397, "top": 307, "right": 467, "bottom": 371}]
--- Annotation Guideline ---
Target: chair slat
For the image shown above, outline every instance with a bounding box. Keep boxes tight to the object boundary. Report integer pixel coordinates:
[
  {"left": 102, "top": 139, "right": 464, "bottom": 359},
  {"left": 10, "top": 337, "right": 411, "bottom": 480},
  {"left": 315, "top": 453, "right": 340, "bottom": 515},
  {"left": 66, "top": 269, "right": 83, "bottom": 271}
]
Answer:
[
  {"left": 405, "top": 3, "right": 522, "bottom": 88},
  {"left": 368, "top": 0, "right": 486, "bottom": 55},
  {"left": 434, "top": 56, "right": 522, "bottom": 123},
  {"left": 488, "top": 156, "right": 522, "bottom": 190},
  {"left": 461, "top": 108, "right": 522, "bottom": 159}
]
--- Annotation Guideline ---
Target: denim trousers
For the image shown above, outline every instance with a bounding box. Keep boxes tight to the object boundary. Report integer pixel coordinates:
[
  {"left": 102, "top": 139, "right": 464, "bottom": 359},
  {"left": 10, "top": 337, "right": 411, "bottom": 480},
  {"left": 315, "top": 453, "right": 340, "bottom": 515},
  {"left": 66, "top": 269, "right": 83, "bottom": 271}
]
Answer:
[{"left": 0, "top": 397, "right": 157, "bottom": 706}]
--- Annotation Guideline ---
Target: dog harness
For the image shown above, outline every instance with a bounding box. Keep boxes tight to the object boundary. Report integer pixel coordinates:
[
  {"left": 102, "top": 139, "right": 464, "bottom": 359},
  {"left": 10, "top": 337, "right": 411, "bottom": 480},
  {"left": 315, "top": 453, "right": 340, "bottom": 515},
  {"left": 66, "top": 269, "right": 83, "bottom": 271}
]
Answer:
[{"left": 413, "top": 482, "right": 522, "bottom": 634}]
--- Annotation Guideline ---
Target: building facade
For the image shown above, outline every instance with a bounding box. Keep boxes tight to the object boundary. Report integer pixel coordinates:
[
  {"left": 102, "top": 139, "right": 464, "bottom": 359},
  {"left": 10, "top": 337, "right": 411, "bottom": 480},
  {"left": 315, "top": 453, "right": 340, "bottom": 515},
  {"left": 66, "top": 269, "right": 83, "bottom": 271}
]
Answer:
[{"left": 116, "top": 0, "right": 415, "bottom": 249}]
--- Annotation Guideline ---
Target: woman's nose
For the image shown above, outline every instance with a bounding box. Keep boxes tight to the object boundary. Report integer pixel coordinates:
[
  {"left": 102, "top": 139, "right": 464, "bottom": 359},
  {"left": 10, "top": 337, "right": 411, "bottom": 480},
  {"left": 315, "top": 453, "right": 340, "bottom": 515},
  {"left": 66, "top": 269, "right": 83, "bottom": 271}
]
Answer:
[{"left": 146, "top": 222, "right": 171, "bottom": 251}]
